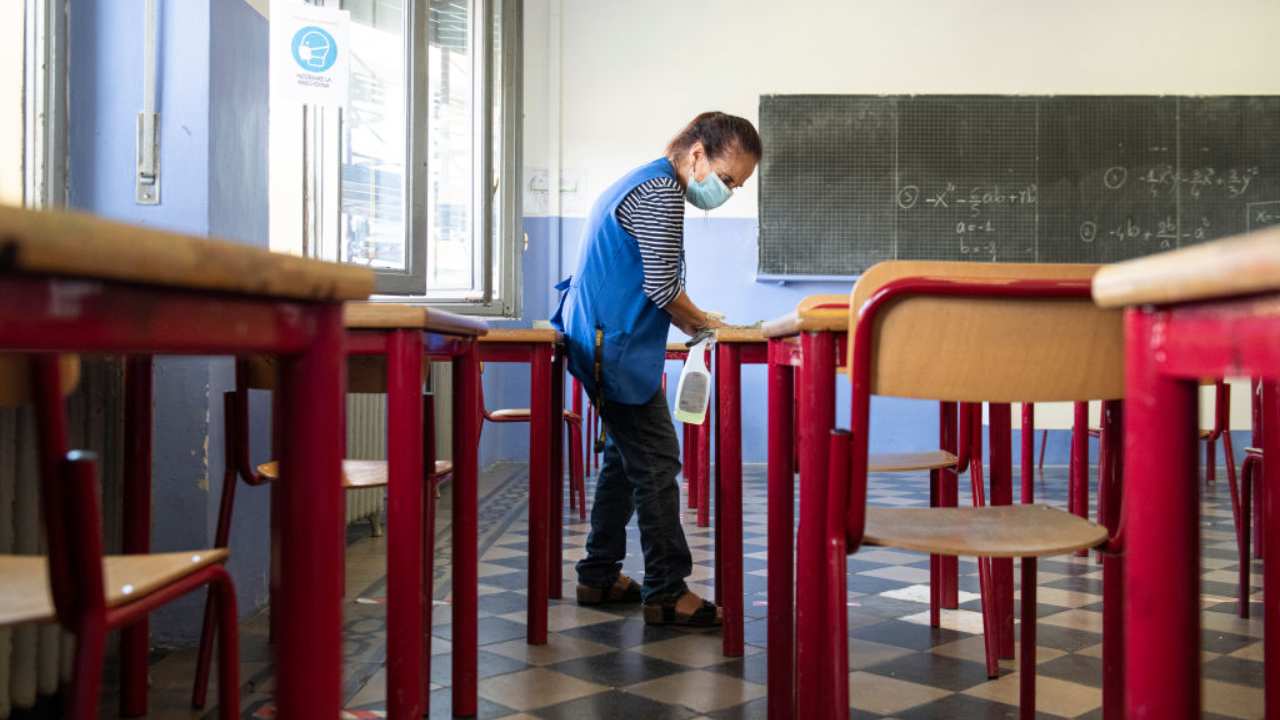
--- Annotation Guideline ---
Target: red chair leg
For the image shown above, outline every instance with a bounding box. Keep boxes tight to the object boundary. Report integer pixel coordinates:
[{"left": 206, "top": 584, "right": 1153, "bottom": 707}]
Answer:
[
  {"left": 929, "top": 468, "right": 942, "bottom": 628},
  {"left": 1037, "top": 428, "right": 1048, "bottom": 471},
  {"left": 194, "top": 392, "right": 242, "bottom": 709},
  {"left": 569, "top": 419, "right": 586, "bottom": 521},
  {"left": 1255, "top": 457, "right": 1265, "bottom": 560},
  {"left": 68, "top": 622, "right": 107, "bottom": 720},
  {"left": 1020, "top": 557, "right": 1037, "bottom": 720},
  {"left": 1206, "top": 436, "right": 1217, "bottom": 484},
  {"left": 211, "top": 567, "right": 241, "bottom": 720},
  {"left": 1241, "top": 455, "right": 1256, "bottom": 617},
  {"left": 566, "top": 419, "right": 577, "bottom": 513}
]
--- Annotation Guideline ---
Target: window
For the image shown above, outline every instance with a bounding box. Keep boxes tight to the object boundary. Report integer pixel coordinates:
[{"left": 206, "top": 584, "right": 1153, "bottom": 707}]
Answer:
[
  {"left": 1, "top": 0, "right": 66, "bottom": 209},
  {"left": 287, "top": 0, "right": 521, "bottom": 316}
]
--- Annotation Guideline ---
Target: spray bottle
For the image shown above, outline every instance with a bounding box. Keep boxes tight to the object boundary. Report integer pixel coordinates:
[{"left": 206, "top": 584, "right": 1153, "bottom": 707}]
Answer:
[{"left": 673, "top": 326, "right": 717, "bottom": 425}]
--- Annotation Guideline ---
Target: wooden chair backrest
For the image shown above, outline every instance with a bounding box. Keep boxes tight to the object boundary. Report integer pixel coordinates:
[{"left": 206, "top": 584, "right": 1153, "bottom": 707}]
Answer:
[
  {"left": 243, "top": 355, "right": 427, "bottom": 394},
  {"left": 849, "top": 261, "right": 1124, "bottom": 403},
  {"left": 0, "top": 355, "right": 81, "bottom": 406}
]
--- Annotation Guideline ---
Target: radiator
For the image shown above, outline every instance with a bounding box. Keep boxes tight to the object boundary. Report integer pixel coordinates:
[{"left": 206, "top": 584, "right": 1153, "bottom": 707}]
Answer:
[
  {"left": 0, "top": 360, "right": 123, "bottom": 718},
  {"left": 345, "top": 361, "right": 453, "bottom": 526}
]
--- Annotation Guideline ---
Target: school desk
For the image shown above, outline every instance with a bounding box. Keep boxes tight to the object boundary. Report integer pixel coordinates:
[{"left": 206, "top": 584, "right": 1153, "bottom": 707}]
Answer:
[
  {"left": 1093, "top": 228, "right": 1280, "bottom": 719},
  {"left": 0, "top": 205, "right": 372, "bottom": 720},
  {"left": 343, "top": 303, "right": 487, "bottom": 719},
  {"left": 477, "top": 328, "right": 564, "bottom": 646}
]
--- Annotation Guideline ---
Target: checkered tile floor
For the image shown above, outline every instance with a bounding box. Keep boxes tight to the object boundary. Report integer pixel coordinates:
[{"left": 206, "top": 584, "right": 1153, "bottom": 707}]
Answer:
[{"left": 120, "top": 462, "right": 1264, "bottom": 719}]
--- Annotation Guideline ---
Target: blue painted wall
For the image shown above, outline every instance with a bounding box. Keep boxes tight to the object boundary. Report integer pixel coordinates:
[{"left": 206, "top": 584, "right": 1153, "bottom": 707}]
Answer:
[{"left": 68, "top": 0, "right": 272, "bottom": 641}]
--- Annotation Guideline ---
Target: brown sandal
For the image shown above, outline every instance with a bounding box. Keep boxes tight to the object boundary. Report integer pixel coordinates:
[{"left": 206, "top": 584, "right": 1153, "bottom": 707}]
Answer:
[
  {"left": 576, "top": 574, "right": 642, "bottom": 607},
  {"left": 643, "top": 591, "right": 722, "bottom": 627}
]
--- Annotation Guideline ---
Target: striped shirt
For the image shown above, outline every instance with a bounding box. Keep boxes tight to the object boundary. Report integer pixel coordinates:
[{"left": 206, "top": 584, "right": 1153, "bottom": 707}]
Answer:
[{"left": 616, "top": 176, "right": 686, "bottom": 308}]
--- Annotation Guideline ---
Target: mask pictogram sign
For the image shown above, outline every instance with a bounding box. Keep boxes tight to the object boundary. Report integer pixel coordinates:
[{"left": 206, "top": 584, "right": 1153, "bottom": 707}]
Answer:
[{"left": 271, "top": 0, "right": 350, "bottom": 106}]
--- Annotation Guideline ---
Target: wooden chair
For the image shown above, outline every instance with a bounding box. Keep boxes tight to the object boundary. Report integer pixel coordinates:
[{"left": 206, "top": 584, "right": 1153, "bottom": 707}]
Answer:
[
  {"left": 1230, "top": 379, "right": 1266, "bottom": 618},
  {"left": 190, "top": 355, "right": 451, "bottom": 709},
  {"left": 814, "top": 261, "right": 1122, "bottom": 720},
  {"left": 479, "top": 364, "right": 587, "bottom": 521},
  {"left": 0, "top": 356, "right": 240, "bottom": 719}
]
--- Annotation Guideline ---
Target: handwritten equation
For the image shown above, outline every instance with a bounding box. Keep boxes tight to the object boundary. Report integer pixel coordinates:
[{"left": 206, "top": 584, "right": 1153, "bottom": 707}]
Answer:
[
  {"left": 1103, "top": 164, "right": 1260, "bottom": 198},
  {"left": 1078, "top": 215, "right": 1212, "bottom": 249}
]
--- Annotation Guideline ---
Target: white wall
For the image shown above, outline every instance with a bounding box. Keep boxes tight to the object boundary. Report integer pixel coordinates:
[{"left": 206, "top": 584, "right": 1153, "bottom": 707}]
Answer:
[{"left": 524, "top": 0, "right": 1280, "bottom": 219}]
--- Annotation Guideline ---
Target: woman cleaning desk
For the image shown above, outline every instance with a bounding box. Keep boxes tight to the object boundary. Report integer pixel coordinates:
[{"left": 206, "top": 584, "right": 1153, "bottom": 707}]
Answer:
[{"left": 552, "top": 111, "right": 760, "bottom": 627}]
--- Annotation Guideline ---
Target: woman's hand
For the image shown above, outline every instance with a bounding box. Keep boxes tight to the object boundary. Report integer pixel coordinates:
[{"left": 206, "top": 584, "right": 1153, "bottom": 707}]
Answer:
[
  {"left": 666, "top": 291, "right": 720, "bottom": 337},
  {"left": 699, "top": 313, "right": 725, "bottom": 331}
]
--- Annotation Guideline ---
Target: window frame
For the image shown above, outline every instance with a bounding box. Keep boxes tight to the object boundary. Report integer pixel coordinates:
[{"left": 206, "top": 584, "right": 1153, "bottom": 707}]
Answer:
[
  {"left": 23, "top": 0, "right": 68, "bottom": 209},
  {"left": 305, "top": 0, "right": 522, "bottom": 317}
]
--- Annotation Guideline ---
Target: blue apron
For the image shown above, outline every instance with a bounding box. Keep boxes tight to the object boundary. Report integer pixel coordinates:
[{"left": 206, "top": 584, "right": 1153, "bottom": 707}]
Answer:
[{"left": 551, "top": 158, "right": 679, "bottom": 405}]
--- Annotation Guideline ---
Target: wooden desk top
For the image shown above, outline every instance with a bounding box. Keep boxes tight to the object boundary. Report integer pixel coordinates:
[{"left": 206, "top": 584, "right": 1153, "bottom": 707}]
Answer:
[
  {"left": 1093, "top": 226, "right": 1280, "bottom": 308},
  {"left": 715, "top": 326, "right": 766, "bottom": 344},
  {"left": 761, "top": 294, "right": 850, "bottom": 338},
  {"left": 344, "top": 302, "right": 489, "bottom": 337},
  {"left": 478, "top": 327, "right": 562, "bottom": 344},
  {"left": 666, "top": 341, "right": 691, "bottom": 353},
  {"left": 0, "top": 205, "right": 373, "bottom": 301}
]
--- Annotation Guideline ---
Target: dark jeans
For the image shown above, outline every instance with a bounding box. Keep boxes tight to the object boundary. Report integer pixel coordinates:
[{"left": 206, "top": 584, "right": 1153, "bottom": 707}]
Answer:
[{"left": 576, "top": 389, "right": 692, "bottom": 603}]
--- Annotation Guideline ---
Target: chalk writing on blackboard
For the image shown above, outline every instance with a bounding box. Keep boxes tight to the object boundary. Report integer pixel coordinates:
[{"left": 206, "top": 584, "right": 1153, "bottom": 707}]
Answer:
[
  {"left": 1246, "top": 201, "right": 1280, "bottom": 232},
  {"left": 1109, "top": 164, "right": 1261, "bottom": 198},
  {"left": 1078, "top": 215, "right": 1213, "bottom": 249},
  {"left": 758, "top": 94, "right": 1280, "bottom": 275}
]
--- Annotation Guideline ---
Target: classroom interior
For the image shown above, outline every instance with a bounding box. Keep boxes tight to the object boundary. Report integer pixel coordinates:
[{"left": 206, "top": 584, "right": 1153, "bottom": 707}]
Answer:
[{"left": 0, "top": 0, "right": 1278, "bottom": 718}]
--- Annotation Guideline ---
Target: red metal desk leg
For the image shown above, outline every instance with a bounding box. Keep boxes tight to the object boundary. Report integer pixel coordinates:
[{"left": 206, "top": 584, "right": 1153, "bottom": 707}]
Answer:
[
  {"left": 795, "top": 331, "right": 836, "bottom": 715},
  {"left": 1100, "top": 400, "right": 1124, "bottom": 720},
  {"left": 697, "top": 419, "right": 711, "bottom": 528},
  {"left": 1072, "top": 402, "right": 1091, "bottom": 557},
  {"left": 713, "top": 347, "right": 722, "bottom": 607},
  {"left": 1124, "top": 309, "right": 1198, "bottom": 720},
  {"left": 989, "top": 403, "right": 1015, "bottom": 659},
  {"left": 1264, "top": 380, "right": 1280, "bottom": 718},
  {"left": 717, "top": 343, "right": 744, "bottom": 657},
  {"left": 685, "top": 423, "right": 698, "bottom": 510},
  {"left": 1070, "top": 401, "right": 1089, "bottom": 519},
  {"left": 766, "top": 355, "right": 795, "bottom": 720},
  {"left": 1021, "top": 404, "right": 1034, "bottom": 505},
  {"left": 550, "top": 350, "right": 565, "bottom": 599},
  {"left": 422, "top": 392, "right": 438, "bottom": 703},
  {"left": 276, "top": 304, "right": 346, "bottom": 720},
  {"left": 451, "top": 341, "right": 481, "bottom": 716},
  {"left": 386, "top": 329, "right": 425, "bottom": 719},
  {"left": 120, "top": 356, "right": 152, "bottom": 718},
  {"left": 939, "top": 402, "right": 959, "bottom": 610},
  {"left": 528, "top": 344, "right": 552, "bottom": 644}
]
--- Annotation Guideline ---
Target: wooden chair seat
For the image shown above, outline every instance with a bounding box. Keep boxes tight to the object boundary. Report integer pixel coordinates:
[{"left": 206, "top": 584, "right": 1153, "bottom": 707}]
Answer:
[
  {"left": 867, "top": 450, "right": 958, "bottom": 473},
  {"left": 862, "top": 505, "right": 1108, "bottom": 558},
  {"left": 1246, "top": 446, "right": 1263, "bottom": 457},
  {"left": 488, "top": 408, "right": 581, "bottom": 422},
  {"left": 0, "top": 549, "right": 230, "bottom": 626},
  {"left": 256, "top": 459, "right": 453, "bottom": 487}
]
